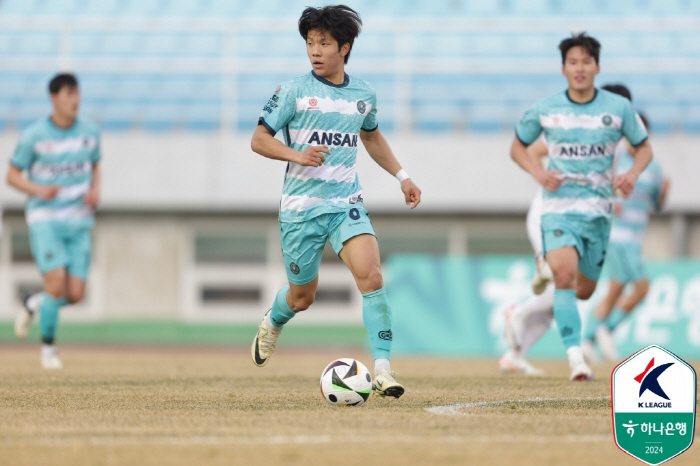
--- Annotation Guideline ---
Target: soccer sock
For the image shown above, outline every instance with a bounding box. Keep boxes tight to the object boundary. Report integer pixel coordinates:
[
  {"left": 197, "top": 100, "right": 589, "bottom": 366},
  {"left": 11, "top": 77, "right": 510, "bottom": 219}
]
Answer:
[
  {"left": 519, "top": 312, "right": 554, "bottom": 355},
  {"left": 39, "top": 293, "right": 67, "bottom": 345},
  {"left": 374, "top": 358, "right": 391, "bottom": 376},
  {"left": 584, "top": 315, "right": 606, "bottom": 342},
  {"left": 553, "top": 289, "right": 581, "bottom": 349},
  {"left": 606, "top": 306, "right": 628, "bottom": 331},
  {"left": 268, "top": 286, "right": 296, "bottom": 328},
  {"left": 511, "top": 283, "right": 554, "bottom": 353},
  {"left": 362, "top": 287, "right": 392, "bottom": 361}
]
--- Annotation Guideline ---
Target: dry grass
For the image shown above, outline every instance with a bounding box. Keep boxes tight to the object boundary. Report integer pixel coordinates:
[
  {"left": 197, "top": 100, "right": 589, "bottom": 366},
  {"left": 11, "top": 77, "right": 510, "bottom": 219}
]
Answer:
[{"left": 0, "top": 346, "right": 697, "bottom": 466}]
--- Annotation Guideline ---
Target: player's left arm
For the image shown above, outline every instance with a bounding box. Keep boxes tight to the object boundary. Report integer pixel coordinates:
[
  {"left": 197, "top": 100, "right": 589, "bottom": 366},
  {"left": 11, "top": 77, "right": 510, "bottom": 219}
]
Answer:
[
  {"left": 84, "top": 130, "right": 101, "bottom": 208},
  {"left": 613, "top": 139, "right": 652, "bottom": 197},
  {"left": 360, "top": 128, "right": 421, "bottom": 209}
]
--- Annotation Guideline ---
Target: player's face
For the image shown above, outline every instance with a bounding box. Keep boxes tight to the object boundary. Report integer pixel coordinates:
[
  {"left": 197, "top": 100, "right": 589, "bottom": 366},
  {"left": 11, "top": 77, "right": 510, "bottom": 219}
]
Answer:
[
  {"left": 51, "top": 85, "right": 80, "bottom": 120},
  {"left": 306, "top": 29, "right": 349, "bottom": 78},
  {"left": 562, "top": 46, "right": 600, "bottom": 93}
]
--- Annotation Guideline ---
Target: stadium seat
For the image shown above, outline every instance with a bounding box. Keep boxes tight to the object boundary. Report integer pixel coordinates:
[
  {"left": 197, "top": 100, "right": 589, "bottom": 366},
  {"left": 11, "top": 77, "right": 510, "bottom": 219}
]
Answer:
[{"left": 508, "top": 0, "right": 551, "bottom": 16}]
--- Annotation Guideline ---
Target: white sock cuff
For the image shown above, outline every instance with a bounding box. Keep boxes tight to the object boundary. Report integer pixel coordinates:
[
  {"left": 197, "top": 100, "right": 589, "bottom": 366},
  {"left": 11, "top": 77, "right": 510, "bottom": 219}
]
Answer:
[{"left": 374, "top": 358, "right": 391, "bottom": 375}]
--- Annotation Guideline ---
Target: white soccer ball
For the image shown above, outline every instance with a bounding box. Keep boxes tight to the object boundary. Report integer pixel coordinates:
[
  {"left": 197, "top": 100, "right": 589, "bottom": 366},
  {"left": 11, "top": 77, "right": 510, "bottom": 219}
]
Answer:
[{"left": 320, "top": 358, "right": 372, "bottom": 406}]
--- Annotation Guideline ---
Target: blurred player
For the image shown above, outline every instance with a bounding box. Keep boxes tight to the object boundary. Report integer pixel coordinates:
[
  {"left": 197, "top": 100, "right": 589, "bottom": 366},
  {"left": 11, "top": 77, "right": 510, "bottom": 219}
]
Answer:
[
  {"left": 582, "top": 112, "right": 669, "bottom": 362},
  {"left": 249, "top": 5, "right": 421, "bottom": 398},
  {"left": 501, "top": 84, "right": 643, "bottom": 375},
  {"left": 7, "top": 73, "right": 101, "bottom": 369},
  {"left": 510, "top": 34, "right": 652, "bottom": 380}
]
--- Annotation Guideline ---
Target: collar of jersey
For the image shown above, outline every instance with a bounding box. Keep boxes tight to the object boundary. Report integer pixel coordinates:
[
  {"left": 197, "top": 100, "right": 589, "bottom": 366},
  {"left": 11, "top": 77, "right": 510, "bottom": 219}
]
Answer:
[
  {"left": 311, "top": 70, "right": 349, "bottom": 88},
  {"left": 565, "top": 88, "right": 598, "bottom": 105},
  {"left": 47, "top": 115, "right": 78, "bottom": 131}
]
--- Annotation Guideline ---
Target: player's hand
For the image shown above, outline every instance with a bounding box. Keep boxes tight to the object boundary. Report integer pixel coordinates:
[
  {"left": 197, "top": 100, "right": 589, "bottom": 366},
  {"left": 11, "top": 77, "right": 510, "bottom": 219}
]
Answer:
[
  {"left": 401, "top": 179, "right": 421, "bottom": 209},
  {"left": 83, "top": 187, "right": 100, "bottom": 208},
  {"left": 613, "top": 171, "right": 638, "bottom": 198},
  {"left": 535, "top": 170, "right": 563, "bottom": 192},
  {"left": 295, "top": 145, "right": 331, "bottom": 167},
  {"left": 35, "top": 185, "right": 60, "bottom": 200},
  {"left": 613, "top": 203, "right": 623, "bottom": 216}
]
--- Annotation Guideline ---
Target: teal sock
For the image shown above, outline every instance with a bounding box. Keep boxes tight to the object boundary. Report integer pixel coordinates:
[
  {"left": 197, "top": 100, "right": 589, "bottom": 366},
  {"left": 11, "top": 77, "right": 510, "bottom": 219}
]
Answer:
[
  {"left": 269, "top": 286, "right": 295, "bottom": 327},
  {"left": 606, "top": 307, "right": 628, "bottom": 331},
  {"left": 553, "top": 289, "right": 581, "bottom": 349},
  {"left": 584, "top": 315, "right": 605, "bottom": 342},
  {"left": 362, "top": 287, "right": 392, "bottom": 360},
  {"left": 39, "top": 293, "right": 67, "bottom": 345}
]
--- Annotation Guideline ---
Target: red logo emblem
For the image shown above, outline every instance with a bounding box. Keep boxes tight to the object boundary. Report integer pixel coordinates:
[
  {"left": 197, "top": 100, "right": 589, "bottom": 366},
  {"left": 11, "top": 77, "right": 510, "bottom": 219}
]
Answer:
[
  {"left": 309, "top": 98, "right": 317, "bottom": 107},
  {"left": 274, "top": 85, "right": 281, "bottom": 93}
]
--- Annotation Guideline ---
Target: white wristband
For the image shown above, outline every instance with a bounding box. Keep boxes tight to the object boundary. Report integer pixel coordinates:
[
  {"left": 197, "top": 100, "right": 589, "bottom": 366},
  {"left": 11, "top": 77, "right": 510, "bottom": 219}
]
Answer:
[{"left": 396, "top": 169, "right": 410, "bottom": 183}]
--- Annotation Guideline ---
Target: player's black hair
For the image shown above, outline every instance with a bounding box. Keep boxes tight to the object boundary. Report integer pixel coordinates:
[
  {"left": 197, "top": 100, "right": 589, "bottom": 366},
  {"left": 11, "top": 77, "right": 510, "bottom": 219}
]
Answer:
[
  {"left": 602, "top": 84, "right": 632, "bottom": 102},
  {"left": 559, "top": 32, "right": 601, "bottom": 64},
  {"left": 48, "top": 73, "right": 78, "bottom": 94},
  {"left": 298, "top": 5, "right": 362, "bottom": 64}
]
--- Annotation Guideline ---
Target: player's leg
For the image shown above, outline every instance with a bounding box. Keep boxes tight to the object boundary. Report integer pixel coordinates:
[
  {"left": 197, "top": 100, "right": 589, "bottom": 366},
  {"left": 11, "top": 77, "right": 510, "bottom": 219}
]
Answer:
[
  {"left": 606, "top": 245, "right": 648, "bottom": 333},
  {"left": 252, "top": 218, "right": 325, "bottom": 367},
  {"left": 582, "top": 279, "right": 624, "bottom": 363},
  {"left": 526, "top": 190, "right": 553, "bottom": 294},
  {"left": 546, "top": 244, "right": 593, "bottom": 381}
]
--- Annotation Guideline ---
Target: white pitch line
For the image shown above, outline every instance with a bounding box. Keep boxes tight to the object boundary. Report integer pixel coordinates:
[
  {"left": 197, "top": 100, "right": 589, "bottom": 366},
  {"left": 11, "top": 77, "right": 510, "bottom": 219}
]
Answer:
[{"left": 425, "top": 396, "right": 611, "bottom": 416}]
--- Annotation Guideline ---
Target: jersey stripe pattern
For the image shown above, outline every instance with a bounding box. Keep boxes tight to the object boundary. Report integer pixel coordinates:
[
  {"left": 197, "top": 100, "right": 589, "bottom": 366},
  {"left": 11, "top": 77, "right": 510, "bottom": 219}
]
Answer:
[
  {"left": 609, "top": 151, "right": 663, "bottom": 245},
  {"left": 516, "top": 89, "right": 648, "bottom": 221},
  {"left": 10, "top": 117, "right": 100, "bottom": 227},
  {"left": 259, "top": 71, "right": 377, "bottom": 223}
]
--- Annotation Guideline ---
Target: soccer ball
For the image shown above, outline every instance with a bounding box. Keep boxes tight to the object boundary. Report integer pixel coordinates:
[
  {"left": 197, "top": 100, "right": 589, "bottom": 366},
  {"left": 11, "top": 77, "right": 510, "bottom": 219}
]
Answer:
[{"left": 320, "top": 358, "right": 372, "bottom": 406}]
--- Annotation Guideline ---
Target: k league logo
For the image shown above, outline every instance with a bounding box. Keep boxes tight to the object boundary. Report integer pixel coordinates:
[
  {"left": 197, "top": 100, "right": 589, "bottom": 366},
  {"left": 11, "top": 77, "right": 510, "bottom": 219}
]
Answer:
[{"left": 612, "top": 345, "right": 696, "bottom": 465}]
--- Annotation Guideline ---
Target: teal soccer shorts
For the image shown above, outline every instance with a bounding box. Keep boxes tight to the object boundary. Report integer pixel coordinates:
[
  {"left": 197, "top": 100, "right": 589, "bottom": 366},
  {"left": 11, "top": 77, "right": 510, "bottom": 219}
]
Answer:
[
  {"left": 606, "top": 241, "right": 646, "bottom": 284},
  {"left": 280, "top": 204, "right": 376, "bottom": 285},
  {"left": 542, "top": 213, "right": 611, "bottom": 282},
  {"left": 29, "top": 222, "right": 92, "bottom": 280}
]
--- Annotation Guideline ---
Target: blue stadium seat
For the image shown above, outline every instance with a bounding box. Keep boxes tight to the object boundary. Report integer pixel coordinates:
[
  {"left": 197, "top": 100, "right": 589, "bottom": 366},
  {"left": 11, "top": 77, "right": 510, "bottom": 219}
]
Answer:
[
  {"left": 508, "top": 0, "right": 551, "bottom": 16},
  {"left": 143, "top": 102, "right": 180, "bottom": 130},
  {"left": 100, "top": 102, "right": 140, "bottom": 130},
  {"left": 411, "top": 100, "right": 460, "bottom": 132},
  {"left": 183, "top": 102, "right": 220, "bottom": 131},
  {"left": 683, "top": 106, "right": 700, "bottom": 133}
]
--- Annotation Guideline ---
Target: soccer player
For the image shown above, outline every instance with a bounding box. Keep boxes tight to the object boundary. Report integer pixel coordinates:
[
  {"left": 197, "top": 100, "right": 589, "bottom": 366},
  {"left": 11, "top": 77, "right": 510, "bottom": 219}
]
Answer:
[
  {"left": 582, "top": 112, "right": 668, "bottom": 363},
  {"left": 249, "top": 5, "right": 421, "bottom": 398},
  {"left": 7, "top": 73, "right": 101, "bottom": 369},
  {"left": 510, "top": 33, "right": 652, "bottom": 380},
  {"left": 501, "top": 84, "right": 644, "bottom": 375}
]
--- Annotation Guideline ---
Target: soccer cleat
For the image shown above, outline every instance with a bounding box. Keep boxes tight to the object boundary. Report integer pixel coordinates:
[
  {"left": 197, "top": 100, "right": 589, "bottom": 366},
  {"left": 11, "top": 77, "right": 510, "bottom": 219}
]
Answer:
[
  {"left": 372, "top": 369, "right": 404, "bottom": 398},
  {"left": 567, "top": 346, "right": 594, "bottom": 381},
  {"left": 251, "top": 309, "right": 283, "bottom": 367},
  {"left": 595, "top": 326, "right": 620, "bottom": 362},
  {"left": 40, "top": 345, "right": 63, "bottom": 370},
  {"left": 531, "top": 257, "right": 553, "bottom": 295},
  {"left": 498, "top": 350, "right": 545, "bottom": 376},
  {"left": 14, "top": 294, "right": 36, "bottom": 339}
]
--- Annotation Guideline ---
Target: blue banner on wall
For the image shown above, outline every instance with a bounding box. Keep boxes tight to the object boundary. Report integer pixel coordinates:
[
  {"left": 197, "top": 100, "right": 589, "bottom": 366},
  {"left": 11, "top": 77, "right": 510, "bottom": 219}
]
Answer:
[{"left": 386, "top": 255, "right": 700, "bottom": 359}]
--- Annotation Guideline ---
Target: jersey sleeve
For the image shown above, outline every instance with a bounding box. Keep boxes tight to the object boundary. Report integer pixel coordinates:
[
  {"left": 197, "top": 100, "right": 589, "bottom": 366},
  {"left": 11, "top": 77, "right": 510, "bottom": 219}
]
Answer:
[
  {"left": 621, "top": 101, "right": 648, "bottom": 146},
  {"left": 10, "top": 130, "right": 35, "bottom": 170},
  {"left": 515, "top": 103, "right": 542, "bottom": 145},
  {"left": 92, "top": 130, "right": 101, "bottom": 163},
  {"left": 258, "top": 82, "right": 297, "bottom": 136},
  {"left": 361, "top": 89, "right": 378, "bottom": 132}
]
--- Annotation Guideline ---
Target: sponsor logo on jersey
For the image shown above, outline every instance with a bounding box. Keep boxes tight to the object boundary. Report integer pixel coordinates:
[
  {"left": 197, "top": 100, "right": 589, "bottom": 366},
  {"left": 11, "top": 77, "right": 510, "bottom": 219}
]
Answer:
[
  {"left": 274, "top": 85, "right": 281, "bottom": 93},
  {"left": 307, "top": 131, "right": 358, "bottom": 148},
  {"left": 263, "top": 94, "right": 279, "bottom": 114},
  {"left": 378, "top": 330, "right": 393, "bottom": 341},
  {"left": 557, "top": 144, "right": 613, "bottom": 157},
  {"left": 34, "top": 136, "right": 97, "bottom": 156},
  {"left": 309, "top": 98, "right": 318, "bottom": 109}
]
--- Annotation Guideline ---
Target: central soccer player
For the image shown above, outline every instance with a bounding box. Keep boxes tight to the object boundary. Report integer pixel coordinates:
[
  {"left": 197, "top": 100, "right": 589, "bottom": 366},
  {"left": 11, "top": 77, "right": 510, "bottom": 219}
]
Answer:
[
  {"left": 511, "top": 33, "right": 653, "bottom": 380},
  {"left": 249, "top": 5, "right": 421, "bottom": 398}
]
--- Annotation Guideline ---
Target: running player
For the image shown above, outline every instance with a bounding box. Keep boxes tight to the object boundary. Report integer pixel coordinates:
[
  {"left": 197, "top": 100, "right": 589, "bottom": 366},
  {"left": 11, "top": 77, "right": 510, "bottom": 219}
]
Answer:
[
  {"left": 501, "top": 84, "right": 644, "bottom": 375},
  {"left": 510, "top": 34, "right": 652, "bottom": 380},
  {"left": 249, "top": 5, "right": 421, "bottom": 398},
  {"left": 582, "top": 112, "right": 668, "bottom": 362},
  {"left": 7, "top": 73, "right": 100, "bottom": 369}
]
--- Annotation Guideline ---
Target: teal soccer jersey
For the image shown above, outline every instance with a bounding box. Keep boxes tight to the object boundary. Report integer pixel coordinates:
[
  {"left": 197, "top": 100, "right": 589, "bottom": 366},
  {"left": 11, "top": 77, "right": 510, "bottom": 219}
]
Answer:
[
  {"left": 609, "top": 151, "right": 663, "bottom": 245},
  {"left": 11, "top": 117, "right": 100, "bottom": 227},
  {"left": 259, "top": 71, "right": 378, "bottom": 223},
  {"left": 516, "top": 89, "right": 648, "bottom": 221}
]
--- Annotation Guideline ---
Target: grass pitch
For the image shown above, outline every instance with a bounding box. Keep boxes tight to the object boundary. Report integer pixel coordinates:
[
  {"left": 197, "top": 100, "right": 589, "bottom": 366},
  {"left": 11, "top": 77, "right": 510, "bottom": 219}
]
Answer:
[{"left": 0, "top": 346, "right": 697, "bottom": 466}]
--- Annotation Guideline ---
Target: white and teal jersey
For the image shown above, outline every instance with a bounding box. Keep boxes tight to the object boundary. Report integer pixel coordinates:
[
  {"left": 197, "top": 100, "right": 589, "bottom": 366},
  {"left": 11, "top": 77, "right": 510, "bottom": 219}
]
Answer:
[
  {"left": 259, "top": 71, "right": 378, "bottom": 223},
  {"left": 609, "top": 151, "right": 663, "bottom": 245},
  {"left": 10, "top": 117, "right": 100, "bottom": 227},
  {"left": 516, "top": 89, "right": 648, "bottom": 220}
]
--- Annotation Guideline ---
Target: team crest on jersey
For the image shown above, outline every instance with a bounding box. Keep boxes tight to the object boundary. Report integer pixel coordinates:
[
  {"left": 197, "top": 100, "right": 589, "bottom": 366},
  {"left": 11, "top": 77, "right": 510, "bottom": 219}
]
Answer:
[
  {"left": 602, "top": 114, "right": 613, "bottom": 126},
  {"left": 357, "top": 100, "right": 366, "bottom": 114},
  {"left": 309, "top": 98, "right": 318, "bottom": 108}
]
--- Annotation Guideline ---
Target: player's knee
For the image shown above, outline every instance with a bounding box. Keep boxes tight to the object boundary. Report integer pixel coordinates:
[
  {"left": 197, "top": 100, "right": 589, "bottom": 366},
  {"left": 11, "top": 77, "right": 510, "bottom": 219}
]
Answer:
[
  {"left": 66, "top": 290, "right": 85, "bottom": 304},
  {"left": 553, "top": 269, "right": 576, "bottom": 289},
  {"left": 289, "top": 293, "right": 315, "bottom": 311},
  {"left": 44, "top": 283, "right": 66, "bottom": 299},
  {"left": 359, "top": 267, "right": 383, "bottom": 293},
  {"left": 576, "top": 288, "right": 594, "bottom": 300}
]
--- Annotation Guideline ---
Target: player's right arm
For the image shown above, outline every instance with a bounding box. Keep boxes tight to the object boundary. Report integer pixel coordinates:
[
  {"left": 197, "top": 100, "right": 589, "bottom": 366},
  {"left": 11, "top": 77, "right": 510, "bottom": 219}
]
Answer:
[
  {"left": 6, "top": 132, "right": 59, "bottom": 200},
  {"left": 511, "top": 104, "right": 562, "bottom": 192},
  {"left": 251, "top": 125, "right": 330, "bottom": 167}
]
